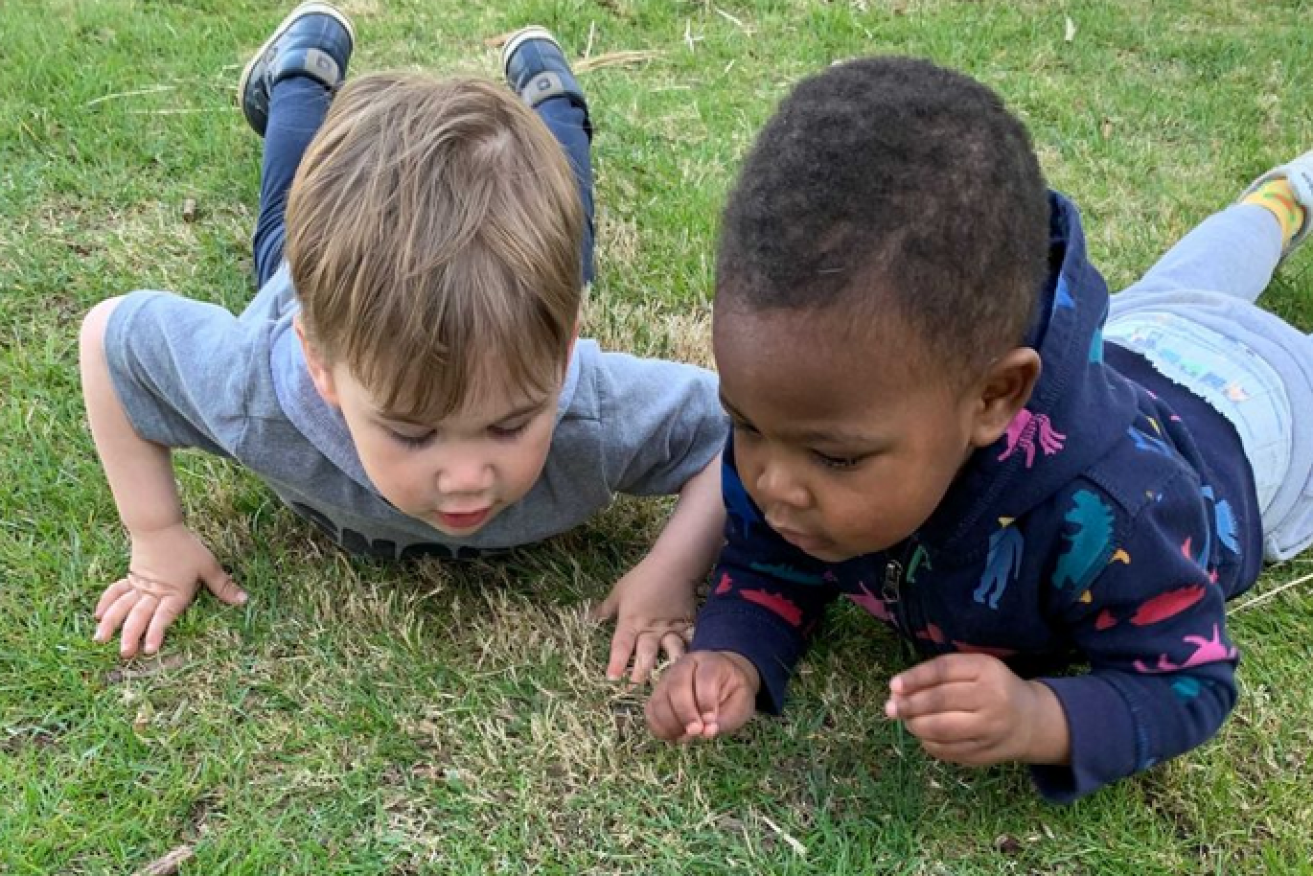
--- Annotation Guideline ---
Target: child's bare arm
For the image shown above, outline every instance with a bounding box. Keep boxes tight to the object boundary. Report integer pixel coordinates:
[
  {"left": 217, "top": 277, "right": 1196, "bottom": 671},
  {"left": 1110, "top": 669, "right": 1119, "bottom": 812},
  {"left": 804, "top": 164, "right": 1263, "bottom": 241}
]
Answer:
[
  {"left": 593, "top": 453, "right": 725, "bottom": 682},
  {"left": 80, "top": 299, "right": 246, "bottom": 657}
]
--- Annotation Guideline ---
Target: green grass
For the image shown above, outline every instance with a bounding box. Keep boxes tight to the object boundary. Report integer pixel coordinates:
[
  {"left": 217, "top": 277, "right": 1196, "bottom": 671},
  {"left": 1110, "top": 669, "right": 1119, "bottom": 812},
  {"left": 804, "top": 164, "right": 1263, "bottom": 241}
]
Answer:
[{"left": 3, "top": 0, "right": 1313, "bottom": 872}]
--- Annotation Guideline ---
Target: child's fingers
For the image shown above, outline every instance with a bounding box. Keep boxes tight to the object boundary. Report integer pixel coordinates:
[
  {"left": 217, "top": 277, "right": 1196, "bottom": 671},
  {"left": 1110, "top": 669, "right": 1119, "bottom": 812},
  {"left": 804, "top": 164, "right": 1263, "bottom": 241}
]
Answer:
[
  {"left": 143, "top": 599, "right": 185, "bottom": 655},
  {"left": 93, "top": 588, "right": 140, "bottom": 643},
  {"left": 885, "top": 680, "right": 981, "bottom": 720},
  {"left": 118, "top": 593, "right": 160, "bottom": 658},
  {"left": 660, "top": 631, "right": 687, "bottom": 665},
  {"left": 628, "top": 634, "right": 661, "bottom": 684},
  {"left": 646, "top": 669, "right": 695, "bottom": 740},
  {"left": 588, "top": 592, "right": 618, "bottom": 622},
  {"left": 666, "top": 659, "right": 714, "bottom": 737},
  {"left": 94, "top": 578, "right": 133, "bottom": 620},
  {"left": 890, "top": 654, "right": 983, "bottom": 695},
  {"left": 606, "top": 627, "right": 638, "bottom": 681},
  {"left": 690, "top": 657, "right": 737, "bottom": 737},
  {"left": 201, "top": 565, "right": 246, "bottom": 606},
  {"left": 902, "top": 711, "right": 981, "bottom": 746}
]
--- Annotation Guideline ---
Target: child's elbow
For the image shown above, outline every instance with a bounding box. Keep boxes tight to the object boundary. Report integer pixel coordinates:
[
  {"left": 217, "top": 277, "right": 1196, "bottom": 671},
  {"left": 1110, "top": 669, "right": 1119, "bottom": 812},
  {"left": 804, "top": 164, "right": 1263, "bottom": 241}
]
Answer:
[{"left": 79, "top": 297, "right": 124, "bottom": 356}]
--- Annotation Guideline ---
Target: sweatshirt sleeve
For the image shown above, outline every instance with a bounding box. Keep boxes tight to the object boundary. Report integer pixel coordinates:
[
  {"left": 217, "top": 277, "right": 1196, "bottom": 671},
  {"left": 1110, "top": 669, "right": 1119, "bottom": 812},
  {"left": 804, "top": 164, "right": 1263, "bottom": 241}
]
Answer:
[
  {"left": 689, "top": 439, "right": 840, "bottom": 713},
  {"left": 1031, "top": 477, "right": 1239, "bottom": 802}
]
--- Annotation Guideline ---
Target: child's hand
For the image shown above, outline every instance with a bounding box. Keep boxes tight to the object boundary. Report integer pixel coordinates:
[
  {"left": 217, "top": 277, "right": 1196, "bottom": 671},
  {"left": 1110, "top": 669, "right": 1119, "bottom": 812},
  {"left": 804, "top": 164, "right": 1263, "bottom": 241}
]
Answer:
[
  {"left": 885, "top": 653, "right": 1069, "bottom": 766},
  {"left": 591, "top": 558, "right": 696, "bottom": 683},
  {"left": 882, "top": 651, "right": 1066, "bottom": 766},
  {"left": 645, "top": 650, "right": 760, "bottom": 742},
  {"left": 93, "top": 523, "right": 246, "bottom": 659}
]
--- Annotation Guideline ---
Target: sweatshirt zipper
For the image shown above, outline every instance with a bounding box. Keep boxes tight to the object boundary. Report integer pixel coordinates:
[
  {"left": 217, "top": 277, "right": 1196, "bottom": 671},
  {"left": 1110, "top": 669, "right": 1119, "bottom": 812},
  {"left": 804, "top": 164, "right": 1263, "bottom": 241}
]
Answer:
[{"left": 881, "top": 540, "right": 917, "bottom": 639}]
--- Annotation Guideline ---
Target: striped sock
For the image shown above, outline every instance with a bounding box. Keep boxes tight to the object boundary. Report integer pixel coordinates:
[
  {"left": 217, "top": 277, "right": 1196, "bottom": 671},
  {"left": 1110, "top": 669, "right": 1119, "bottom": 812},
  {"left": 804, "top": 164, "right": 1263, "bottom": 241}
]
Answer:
[{"left": 1242, "top": 178, "right": 1306, "bottom": 248}]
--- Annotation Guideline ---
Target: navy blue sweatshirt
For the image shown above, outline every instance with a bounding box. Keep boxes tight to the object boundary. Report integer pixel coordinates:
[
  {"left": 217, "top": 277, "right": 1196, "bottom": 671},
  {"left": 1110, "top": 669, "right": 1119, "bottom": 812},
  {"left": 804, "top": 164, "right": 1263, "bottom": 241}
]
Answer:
[{"left": 692, "top": 193, "right": 1264, "bottom": 802}]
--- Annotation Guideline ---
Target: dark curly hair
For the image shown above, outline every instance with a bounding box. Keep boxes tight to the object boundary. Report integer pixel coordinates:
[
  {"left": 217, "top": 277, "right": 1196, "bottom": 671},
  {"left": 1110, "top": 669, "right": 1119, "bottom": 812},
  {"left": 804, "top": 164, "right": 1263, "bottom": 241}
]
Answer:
[{"left": 715, "top": 56, "right": 1050, "bottom": 380}]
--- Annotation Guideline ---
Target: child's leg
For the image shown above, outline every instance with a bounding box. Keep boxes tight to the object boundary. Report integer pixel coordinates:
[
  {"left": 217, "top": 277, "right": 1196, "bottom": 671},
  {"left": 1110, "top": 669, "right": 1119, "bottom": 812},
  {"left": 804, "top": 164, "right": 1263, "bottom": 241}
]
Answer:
[
  {"left": 252, "top": 80, "right": 334, "bottom": 287},
  {"left": 1117, "top": 203, "right": 1283, "bottom": 303},
  {"left": 1119, "top": 150, "right": 1311, "bottom": 303},
  {"left": 236, "top": 2, "right": 355, "bottom": 288},
  {"left": 1105, "top": 152, "right": 1313, "bottom": 561},
  {"left": 534, "top": 96, "right": 596, "bottom": 287},
  {"left": 502, "top": 28, "right": 596, "bottom": 286}
]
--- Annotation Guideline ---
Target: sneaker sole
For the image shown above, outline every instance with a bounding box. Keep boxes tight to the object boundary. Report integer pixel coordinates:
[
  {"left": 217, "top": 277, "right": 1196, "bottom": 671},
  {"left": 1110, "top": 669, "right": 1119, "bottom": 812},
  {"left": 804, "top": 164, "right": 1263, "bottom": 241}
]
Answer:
[
  {"left": 499, "top": 25, "right": 561, "bottom": 83},
  {"left": 236, "top": 1, "right": 356, "bottom": 113}
]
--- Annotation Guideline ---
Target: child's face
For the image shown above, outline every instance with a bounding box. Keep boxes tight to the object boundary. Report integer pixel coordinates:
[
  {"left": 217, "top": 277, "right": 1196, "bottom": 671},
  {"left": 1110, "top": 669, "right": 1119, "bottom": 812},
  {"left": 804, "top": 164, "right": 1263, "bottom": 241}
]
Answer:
[
  {"left": 314, "top": 360, "right": 561, "bottom": 538},
  {"left": 715, "top": 305, "right": 990, "bottom": 563}
]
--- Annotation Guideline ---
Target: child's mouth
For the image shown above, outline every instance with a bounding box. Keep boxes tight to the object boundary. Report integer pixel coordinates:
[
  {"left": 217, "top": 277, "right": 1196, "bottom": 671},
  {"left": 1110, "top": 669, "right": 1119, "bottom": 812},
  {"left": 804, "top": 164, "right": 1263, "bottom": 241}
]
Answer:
[{"left": 435, "top": 508, "right": 491, "bottom": 530}]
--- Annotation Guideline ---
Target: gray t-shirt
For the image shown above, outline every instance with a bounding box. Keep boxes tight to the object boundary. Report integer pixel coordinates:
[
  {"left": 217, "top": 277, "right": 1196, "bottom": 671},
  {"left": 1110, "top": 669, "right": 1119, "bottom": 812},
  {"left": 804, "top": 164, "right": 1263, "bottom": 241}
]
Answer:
[{"left": 104, "top": 265, "right": 727, "bottom": 559}]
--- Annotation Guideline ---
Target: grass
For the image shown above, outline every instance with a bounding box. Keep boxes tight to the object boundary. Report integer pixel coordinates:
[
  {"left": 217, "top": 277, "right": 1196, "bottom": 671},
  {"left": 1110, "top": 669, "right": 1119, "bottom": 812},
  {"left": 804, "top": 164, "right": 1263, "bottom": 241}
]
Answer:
[{"left": 3, "top": 0, "right": 1313, "bottom": 872}]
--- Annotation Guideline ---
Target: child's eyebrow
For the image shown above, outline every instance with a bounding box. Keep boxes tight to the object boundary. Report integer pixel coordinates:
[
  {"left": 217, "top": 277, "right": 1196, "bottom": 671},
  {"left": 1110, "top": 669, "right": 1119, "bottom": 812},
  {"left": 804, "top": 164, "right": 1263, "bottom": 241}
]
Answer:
[
  {"left": 720, "top": 394, "right": 888, "bottom": 447},
  {"left": 492, "top": 399, "right": 549, "bottom": 422}
]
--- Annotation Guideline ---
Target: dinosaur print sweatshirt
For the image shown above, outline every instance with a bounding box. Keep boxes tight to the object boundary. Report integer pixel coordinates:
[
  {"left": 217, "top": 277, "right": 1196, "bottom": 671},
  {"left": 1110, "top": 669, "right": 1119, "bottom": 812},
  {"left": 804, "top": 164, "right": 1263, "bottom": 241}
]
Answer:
[{"left": 692, "top": 192, "right": 1264, "bottom": 803}]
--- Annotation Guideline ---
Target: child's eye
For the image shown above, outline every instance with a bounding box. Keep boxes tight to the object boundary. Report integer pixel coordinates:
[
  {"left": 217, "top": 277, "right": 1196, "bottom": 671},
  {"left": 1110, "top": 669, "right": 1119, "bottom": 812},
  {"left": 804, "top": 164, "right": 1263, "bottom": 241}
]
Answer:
[
  {"left": 388, "top": 429, "right": 436, "bottom": 448},
  {"left": 489, "top": 422, "right": 529, "bottom": 440},
  {"left": 813, "top": 451, "right": 861, "bottom": 471}
]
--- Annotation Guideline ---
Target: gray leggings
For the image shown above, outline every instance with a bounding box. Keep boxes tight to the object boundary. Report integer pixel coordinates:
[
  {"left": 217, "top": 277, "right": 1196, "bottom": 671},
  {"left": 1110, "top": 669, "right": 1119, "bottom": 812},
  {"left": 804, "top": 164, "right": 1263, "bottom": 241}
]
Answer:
[{"left": 1106, "top": 204, "right": 1313, "bottom": 561}]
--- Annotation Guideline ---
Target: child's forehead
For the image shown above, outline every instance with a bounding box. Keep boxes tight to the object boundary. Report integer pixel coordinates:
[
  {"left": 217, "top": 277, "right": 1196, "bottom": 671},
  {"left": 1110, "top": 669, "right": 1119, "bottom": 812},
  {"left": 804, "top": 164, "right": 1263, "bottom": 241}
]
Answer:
[
  {"left": 715, "top": 300, "right": 929, "bottom": 374},
  {"left": 364, "top": 360, "right": 557, "bottom": 426}
]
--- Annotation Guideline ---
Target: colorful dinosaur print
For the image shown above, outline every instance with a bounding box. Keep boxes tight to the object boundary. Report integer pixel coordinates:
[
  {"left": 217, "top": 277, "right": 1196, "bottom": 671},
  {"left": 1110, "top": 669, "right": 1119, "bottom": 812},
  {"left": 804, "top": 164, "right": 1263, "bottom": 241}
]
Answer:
[
  {"left": 1089, "top": 326, "right": 1104, "bottom": 363},
  {"left": 846, "top": 580, "right": 893, "bottom": 623},
  {"left": 749, "top": 562, "right": 824, "bottom": 586},
  {"left": 906, "top": 544, "right": 931, "bottom": 584},
  {"left": 915, "top": 623, "right": 946, "bottom": 645},
  {"left": 1054, "top": 276, "right": 1075, "bottom": 310},
  {"left": 1130, "top": 585, "right": 1205, "bottom": 626},
  {"left": 1133, "top": 625, "right": 1237, "bottom": 673},
  {"left": 974, "top": 518, "right": 1024, "bottom": 609},
  {"left": 998, "top": 409, "right": 1067, "bottom": 468},
  {"left": 1200, "top": 484, "right": 1240, "bottom": 555},
  {"left": 715, "top": 572, "right": 733, "bottom": 595},
  {"left": 1095, "top": 609, "right": 1118, "bottom": 631},
  {"left": 1171, "top": 676, "right": 1202, "bottom": 700},
  {"left": 1127, "top": 425, "right": 1174, "bottom": 457},
  {"left": 740, "top": 589, "right": 804, "bottom": 627},
  {"left": 1053, "top": 490, "right": 1114, "bottom": 591}
]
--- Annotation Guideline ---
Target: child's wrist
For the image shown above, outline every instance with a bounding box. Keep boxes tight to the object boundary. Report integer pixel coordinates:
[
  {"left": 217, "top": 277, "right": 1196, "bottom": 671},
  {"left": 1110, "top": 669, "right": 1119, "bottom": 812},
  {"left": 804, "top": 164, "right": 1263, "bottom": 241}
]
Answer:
[
  {"left": 1020, "top": 680, "right": 1071, "bottom": 765},
  {"left": 720, "top": 650, "right": 761, "bottom": 692}
]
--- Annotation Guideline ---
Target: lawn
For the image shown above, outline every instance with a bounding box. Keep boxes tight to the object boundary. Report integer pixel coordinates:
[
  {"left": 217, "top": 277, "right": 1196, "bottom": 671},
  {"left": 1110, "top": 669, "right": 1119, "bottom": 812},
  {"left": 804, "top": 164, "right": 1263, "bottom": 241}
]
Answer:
[{"left": 3, "top": 0, "right": 1312, "bottom": 873}]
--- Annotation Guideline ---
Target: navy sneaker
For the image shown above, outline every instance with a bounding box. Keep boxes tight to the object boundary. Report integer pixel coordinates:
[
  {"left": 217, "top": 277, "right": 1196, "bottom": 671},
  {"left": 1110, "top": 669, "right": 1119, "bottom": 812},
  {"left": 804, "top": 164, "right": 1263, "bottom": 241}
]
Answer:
[
  {"left": 500, "top": 26, "right": 591, "bottom": 131},
  {"left": 238, "top": 1, "right": 355, "bottom": 137}
]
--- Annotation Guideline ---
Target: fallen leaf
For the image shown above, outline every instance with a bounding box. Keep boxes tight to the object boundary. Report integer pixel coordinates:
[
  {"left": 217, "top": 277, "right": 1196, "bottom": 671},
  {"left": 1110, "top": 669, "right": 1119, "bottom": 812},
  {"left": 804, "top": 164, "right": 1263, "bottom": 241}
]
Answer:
[{"left": 133, "top": 845, "right": 194, "bottom": 876}]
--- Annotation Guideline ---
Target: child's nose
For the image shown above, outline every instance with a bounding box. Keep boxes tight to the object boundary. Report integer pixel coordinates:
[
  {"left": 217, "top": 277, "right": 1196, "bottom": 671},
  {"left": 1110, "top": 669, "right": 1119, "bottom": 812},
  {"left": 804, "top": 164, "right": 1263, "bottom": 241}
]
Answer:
[
  {"left": 436, "top": 453, "right": 493, "bottom": 495},
  {"left": 755, "top": 461, "right": 809, "bottom": 510}
]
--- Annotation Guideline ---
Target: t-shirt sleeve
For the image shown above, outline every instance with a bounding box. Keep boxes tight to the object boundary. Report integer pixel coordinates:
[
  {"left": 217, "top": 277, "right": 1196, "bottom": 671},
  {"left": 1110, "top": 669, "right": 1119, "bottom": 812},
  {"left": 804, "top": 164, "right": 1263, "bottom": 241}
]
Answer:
[
  {"left": 102, "top": 291, "right": 258, "bottom": 458},
  {"left": 595, "top": 349, "right": 728, "bottom": 496}
]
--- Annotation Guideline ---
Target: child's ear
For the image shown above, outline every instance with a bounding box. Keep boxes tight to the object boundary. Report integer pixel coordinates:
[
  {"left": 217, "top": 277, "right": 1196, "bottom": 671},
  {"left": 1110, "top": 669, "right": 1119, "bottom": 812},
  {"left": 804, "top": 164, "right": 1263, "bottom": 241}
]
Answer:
[
  {"left": 294, "top": 315, "right": 340, "bottom": 408},
  {"left": 967, "top": 347, "right": 1041, "bottom": 448}
]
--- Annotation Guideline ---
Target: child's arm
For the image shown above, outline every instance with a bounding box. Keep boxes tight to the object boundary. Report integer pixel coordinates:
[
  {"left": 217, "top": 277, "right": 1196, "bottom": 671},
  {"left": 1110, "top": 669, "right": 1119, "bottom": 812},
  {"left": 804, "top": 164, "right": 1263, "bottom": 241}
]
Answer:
[
  {"left": 81, "top": 299, "right": 247, "bottom": 657},
  {"left": 884, "top": 652, "right": 1071, "bottom": 766},
  {"left": 593, "top": 454, "right": 724, "bottom": 682},
  {"left": 646, "top": 442, "right": 840, "bottom": 735},
  {"left": 889, "top": 479, "right": 1237, "bottom": 802}
]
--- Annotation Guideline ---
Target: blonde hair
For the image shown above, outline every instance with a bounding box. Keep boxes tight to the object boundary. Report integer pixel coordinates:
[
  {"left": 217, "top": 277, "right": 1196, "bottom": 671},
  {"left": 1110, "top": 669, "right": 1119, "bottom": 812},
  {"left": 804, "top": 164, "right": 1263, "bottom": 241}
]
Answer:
[{"left": 286, "top": 72, "right": 585, "bottom": 421}]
